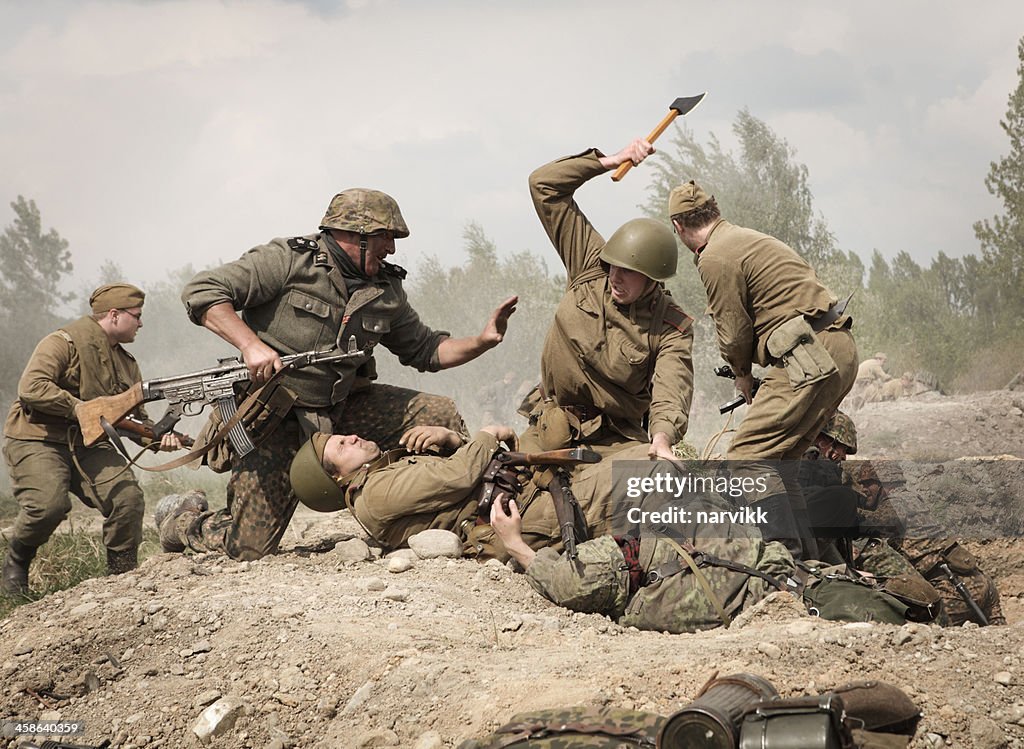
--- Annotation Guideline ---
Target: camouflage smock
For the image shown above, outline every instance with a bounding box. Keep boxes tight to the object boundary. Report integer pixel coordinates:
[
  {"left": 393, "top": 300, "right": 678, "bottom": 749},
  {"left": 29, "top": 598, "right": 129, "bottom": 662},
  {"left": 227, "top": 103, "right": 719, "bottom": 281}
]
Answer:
[
  {"left": 182, "top": 233, "right": 449, "bottom": 407},
  {"left": 529, "top": 150, "right": 694, "bottom": 443},
  {"left": 525, "top": 515, "right": 795, "bottom": 634}
]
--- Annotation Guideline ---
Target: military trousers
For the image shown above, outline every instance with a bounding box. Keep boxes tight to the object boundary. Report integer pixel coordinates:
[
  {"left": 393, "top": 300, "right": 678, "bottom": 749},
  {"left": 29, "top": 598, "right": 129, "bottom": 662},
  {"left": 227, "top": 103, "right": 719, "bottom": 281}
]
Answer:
[
  {"left": 2, "top": 436, "right": 145, "bottom": 554},
  {"left": 175, "top": 382, "right": 468, "bottom": 561}
]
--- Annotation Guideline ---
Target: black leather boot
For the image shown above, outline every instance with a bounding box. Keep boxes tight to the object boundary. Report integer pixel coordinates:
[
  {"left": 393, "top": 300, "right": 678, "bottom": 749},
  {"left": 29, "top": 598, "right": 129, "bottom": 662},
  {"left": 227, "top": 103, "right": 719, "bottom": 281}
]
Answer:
[
  {"left": 2, "top": 539, "right": 37, "bottom": 596},
  {"left": 106, "top": 547, "right": 138, "bottom": 575}
]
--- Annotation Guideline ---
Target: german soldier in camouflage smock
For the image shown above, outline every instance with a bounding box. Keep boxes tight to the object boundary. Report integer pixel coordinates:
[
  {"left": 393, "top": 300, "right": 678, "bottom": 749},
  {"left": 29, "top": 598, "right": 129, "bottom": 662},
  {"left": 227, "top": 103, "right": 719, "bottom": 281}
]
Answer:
[
  {"left": 2, "top": 284, "right": 185, "bottom": 595},
  {"left": 670, "top": 182, "right": 858, "bottom": 560},
  {"left": 159, "top": 190, "right": 517, "bottom": 560},
  {"left": 524, "top": 139, "right": 695, "bottom": 462}
]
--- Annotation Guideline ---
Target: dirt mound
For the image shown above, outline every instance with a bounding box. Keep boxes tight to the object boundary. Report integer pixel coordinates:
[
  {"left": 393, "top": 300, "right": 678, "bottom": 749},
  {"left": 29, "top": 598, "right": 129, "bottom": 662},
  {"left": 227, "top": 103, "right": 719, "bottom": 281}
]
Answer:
[{"left": 2, "top": 390, "right": 1024, "bottom": 749}]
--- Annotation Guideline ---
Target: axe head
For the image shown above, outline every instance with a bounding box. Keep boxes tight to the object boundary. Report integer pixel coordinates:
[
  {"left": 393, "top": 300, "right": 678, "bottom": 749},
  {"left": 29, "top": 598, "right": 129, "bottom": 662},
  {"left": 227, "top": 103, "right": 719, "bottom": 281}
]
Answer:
[{"left": 670, "top": 93, "right": 706, "bottom": 117}]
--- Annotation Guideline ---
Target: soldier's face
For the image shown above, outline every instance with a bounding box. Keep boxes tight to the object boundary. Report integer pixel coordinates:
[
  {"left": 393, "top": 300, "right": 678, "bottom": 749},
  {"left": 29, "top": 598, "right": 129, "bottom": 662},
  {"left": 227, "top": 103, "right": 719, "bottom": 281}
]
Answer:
[
  {"left": 360, "top": 231, "right": 397, "bottom": 276},
  {"left": 111, "top": 307, "right": 143, "bottom": 343},
  {"left": 814, "top": 434, "right": 848, "bottom": 463},
  {"left": 607, "top": 265, "right": 652, "bottom": 305},
  {"left": 323, "top": 434, "right": 381, "bottom": 477}
]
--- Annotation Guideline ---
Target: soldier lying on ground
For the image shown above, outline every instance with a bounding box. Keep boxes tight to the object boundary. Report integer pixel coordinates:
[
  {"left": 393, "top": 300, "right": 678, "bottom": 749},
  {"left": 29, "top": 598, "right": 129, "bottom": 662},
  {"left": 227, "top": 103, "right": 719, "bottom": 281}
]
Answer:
[
  {"left": 801, "top": 411, "right": 1005, "bottom": 626},
  {"left": 489, "top": 492, "right": 796, "bottom": 633},
  {"left": 158, "top": 425, "right": 650, "bottom": 562}
]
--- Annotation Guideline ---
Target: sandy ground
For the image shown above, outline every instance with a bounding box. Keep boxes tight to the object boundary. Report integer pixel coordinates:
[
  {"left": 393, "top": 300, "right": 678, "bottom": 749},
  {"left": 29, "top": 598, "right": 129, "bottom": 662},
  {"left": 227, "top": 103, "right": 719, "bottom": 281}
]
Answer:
[{"left": 2, "top": 389, "right": 1024, "bottom": 749}]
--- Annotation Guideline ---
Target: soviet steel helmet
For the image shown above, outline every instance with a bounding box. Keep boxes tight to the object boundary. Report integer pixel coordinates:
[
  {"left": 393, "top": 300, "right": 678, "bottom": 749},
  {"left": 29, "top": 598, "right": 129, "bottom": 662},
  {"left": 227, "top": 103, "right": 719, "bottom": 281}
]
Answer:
[
  {"left": 823, "top": 411, "right": 858, "bottom": 454},
  {"left": 320, "top": 188, "right": 410, "bottom": 238},
  {"left": 599, "top": 218, "right": 678, "bottom": 281},
  {"left": 289, "top": 434, "right": 346, "bottom": 512}
]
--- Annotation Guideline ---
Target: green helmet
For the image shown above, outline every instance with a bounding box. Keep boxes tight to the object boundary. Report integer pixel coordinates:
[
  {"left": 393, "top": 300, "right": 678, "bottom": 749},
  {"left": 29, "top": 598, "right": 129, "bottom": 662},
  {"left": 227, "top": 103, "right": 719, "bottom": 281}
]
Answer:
[
  {"left": 289, "top": 434, "right": 345, "bottom": 512},
  {"left": 320, "top": 188, "right": 410, "bottom": 238},
  {"left": 599, "top": 218, "right": 678, "bottom": 281},
  {"left": 823, "top": 411, "right": 857, "bottom": 454}
]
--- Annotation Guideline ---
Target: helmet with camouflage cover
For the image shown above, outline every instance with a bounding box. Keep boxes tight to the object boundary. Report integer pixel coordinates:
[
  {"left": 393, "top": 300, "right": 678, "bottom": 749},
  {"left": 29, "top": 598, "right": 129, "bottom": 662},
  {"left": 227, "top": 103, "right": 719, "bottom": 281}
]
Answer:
[
  {"left": 320, "top": 188, "right": 410, "bottom": 238},
  {"left": 289, "top": 433, "right": 346, "bottom": 512},
  {"left": 822, "top": 411, "right": 857, "bottom": 454},
  {"left": 599, "top": 218, "right": 678, "bottom": 281}
]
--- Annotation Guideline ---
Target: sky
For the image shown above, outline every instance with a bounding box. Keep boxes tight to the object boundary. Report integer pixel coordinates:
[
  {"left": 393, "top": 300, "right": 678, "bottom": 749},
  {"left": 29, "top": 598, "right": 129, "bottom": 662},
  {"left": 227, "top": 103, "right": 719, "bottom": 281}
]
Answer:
[{"left": 1, "top": 0, "right": 1023, "bottom": 294}]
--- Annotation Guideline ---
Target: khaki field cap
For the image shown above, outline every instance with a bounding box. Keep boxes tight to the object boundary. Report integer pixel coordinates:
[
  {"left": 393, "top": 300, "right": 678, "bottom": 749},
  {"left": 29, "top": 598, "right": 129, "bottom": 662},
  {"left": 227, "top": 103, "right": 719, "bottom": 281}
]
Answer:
[
  {"left": 668, "top": 180, "right": 712, "bottom": 217},
  {"left": 823, "top": 411, "right": 858, "bottom": 454},
  {"left": 289, "top": 433, "right": 346, "bottom": 512},
  {"left": 599, "top": 218, "right": 678, "bottom": 281},
  {"left": 90, "top": 283, "right": 146, "bottom": 315},
  {"left": 320, "top": 188, "right": 410, "bottom": 238}
]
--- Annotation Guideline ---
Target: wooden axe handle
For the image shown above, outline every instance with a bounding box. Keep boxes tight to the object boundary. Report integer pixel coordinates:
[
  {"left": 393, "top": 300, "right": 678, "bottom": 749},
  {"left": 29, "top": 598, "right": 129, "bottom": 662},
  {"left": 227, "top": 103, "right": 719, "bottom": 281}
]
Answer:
[{"left": 611, "top": 109, "right": 682, "bottom": 182}]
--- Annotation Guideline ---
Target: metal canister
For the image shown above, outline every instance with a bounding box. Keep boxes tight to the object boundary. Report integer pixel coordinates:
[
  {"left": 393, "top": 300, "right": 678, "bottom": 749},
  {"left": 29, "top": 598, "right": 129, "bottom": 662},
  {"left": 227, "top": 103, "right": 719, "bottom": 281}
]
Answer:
[{"left": 657, "top": 673, "right": 779, "bottom": 749}]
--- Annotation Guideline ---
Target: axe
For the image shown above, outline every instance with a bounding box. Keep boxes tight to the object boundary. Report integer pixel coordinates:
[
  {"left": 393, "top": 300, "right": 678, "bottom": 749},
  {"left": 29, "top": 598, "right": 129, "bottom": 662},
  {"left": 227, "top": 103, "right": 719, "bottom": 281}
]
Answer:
[{"left": 611, "top": 92, "right": 706, "bottom": 182}]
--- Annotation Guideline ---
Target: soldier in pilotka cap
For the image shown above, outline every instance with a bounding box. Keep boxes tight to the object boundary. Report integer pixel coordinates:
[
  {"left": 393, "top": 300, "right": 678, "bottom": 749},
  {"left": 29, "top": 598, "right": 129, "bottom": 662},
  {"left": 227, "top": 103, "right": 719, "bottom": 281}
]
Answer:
[
  {"left": 162, "top": 189, "right": 517, "bottom": 561},
  {"left": 2, "top": 283, "right": 186, "bottom": 595},
  {"left": 668, "top": 181, "right": 859, "bottom": 561}
]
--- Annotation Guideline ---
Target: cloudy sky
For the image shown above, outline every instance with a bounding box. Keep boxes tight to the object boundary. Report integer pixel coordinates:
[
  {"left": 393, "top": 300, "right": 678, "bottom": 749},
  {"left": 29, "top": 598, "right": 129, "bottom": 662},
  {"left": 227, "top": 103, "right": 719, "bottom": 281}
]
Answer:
[{"left": 2, "top": 0, "right": 1022, "bottom": 293}]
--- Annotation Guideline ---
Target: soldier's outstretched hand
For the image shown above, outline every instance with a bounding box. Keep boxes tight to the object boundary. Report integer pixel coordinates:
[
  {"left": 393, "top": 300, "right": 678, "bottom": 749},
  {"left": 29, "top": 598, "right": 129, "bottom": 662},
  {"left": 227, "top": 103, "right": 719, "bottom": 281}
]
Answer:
[
  {"left": 480, "top": 295, "right": 518, "bottom": 348},
  {"left": 480, "top": 424, "right": 518, "bottom": 450},
  {"left": 599, "top": 138, "right": 655, "bottom": 170}
]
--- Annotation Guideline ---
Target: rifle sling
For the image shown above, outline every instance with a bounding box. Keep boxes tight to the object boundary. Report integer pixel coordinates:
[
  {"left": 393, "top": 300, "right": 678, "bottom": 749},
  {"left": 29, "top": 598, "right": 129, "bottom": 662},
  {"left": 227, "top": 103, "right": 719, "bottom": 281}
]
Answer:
[{"left": 658, "top": 536, "right": 732, "bottom": 628}]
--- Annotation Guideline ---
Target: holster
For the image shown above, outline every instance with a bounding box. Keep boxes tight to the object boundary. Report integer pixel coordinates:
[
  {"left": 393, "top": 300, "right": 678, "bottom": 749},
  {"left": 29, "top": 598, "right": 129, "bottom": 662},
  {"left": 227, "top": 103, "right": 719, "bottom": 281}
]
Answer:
[
  {"left": 767, "top": 316, "right": 837, "bottom": 390},
  {"left": 472, "top": 456, "right": 528, "bottom": 520}
]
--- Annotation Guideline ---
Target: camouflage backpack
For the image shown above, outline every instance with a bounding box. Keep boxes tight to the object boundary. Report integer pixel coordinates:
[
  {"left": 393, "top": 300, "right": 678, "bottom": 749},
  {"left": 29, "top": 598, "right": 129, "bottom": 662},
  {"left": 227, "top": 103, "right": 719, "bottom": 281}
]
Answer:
[{"left": 456, "top": 706, "right": 664, "bottom": 748}]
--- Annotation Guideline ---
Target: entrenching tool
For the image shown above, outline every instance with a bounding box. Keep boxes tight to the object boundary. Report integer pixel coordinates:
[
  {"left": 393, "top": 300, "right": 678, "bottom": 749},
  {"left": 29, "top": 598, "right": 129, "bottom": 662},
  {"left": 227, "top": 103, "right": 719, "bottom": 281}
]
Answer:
[{"left": 611, "top": 92, "right": 706, "bottom": 182}]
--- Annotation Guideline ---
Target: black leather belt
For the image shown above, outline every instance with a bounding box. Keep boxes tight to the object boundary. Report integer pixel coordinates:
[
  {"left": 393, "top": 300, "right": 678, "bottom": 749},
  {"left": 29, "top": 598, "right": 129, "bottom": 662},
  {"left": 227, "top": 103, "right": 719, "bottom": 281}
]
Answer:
[{"left": 563, "top": 403, "right": 602, "bottom": 423}]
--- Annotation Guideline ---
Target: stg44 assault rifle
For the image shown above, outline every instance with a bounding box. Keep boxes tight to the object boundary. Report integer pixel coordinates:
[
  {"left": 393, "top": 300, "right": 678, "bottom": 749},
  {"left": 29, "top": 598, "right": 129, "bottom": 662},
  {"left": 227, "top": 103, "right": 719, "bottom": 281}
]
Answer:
[
  {"left": 714, "top": 365, "right": 763, "bottom": 414},
  {"left": 75, "top": 337, "right": 370, "bottom": 459},
  {"left": 476, "top": 447, "right": 600, "bottom": 560}
]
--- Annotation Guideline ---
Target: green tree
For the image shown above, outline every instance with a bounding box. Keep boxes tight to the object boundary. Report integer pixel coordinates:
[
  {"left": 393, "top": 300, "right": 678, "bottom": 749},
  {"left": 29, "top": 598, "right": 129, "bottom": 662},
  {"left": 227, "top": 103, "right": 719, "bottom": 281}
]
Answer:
[
  {"left": 0, "top": 196, "right": 75, "bottom": 406},
  {"left": 973, "top": 36, "right": 1024, "bottom": 337}
]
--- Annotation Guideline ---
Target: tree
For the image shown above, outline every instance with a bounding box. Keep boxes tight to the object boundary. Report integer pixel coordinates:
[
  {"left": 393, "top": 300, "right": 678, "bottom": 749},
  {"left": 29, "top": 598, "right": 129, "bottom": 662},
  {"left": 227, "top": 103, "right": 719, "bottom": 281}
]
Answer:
[
  {"left": 973, "top": 36, "right": 1024, "bottom": 337},
  {"left": 0, "top": 196, "right": 75, "bottom": 406},
  {"left": 375, "top": 222, "right": 564, "bottom": 431}
]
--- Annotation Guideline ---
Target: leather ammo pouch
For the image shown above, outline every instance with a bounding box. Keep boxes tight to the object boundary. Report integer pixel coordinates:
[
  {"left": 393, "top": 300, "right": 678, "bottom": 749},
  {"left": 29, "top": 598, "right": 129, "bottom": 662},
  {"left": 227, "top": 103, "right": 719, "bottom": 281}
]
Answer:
[
  {"left": 197, "top": 380, "right": 298, "bottom": 473},
  {"left": 472, "top": 455, "right": 527, "bottom": 520},
  {"left": 767, "top": 316, "right": 838, "bottom": 390},
  {"left": 739, "top": 694, "right": 854, "bottom": 749}
]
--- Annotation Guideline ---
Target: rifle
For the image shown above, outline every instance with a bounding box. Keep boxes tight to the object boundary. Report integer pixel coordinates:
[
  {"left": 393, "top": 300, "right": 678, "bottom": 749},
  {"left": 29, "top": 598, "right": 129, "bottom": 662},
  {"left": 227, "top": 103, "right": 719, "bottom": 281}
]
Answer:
[
  {"left": 75, "top": 337, "right": 370, "bottom": 458},
  {"left": 714, "top": 365, "right": 763, "bottom": 414},
  {"left": 115, "top": 415, "right": 194, "bottom": 448},
  {"left": 477, "top": 447, "right": 600, "bottom": 560}
]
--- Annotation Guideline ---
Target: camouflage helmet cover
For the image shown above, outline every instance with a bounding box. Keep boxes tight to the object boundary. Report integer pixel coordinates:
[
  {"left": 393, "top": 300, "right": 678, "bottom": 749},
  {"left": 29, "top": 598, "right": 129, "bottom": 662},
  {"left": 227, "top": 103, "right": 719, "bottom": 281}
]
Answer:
[
  {"left": 823, "top": 411, "right": 858, "bottom": 454},
  {"left": 320, "top": 188, "right": 410, "bottom": 238},
  {"left": 289, "top": 433, "right": 346, "bottom": 512},
  {"left": 599, "top": 218, "right": 678, "bottom": 281}
]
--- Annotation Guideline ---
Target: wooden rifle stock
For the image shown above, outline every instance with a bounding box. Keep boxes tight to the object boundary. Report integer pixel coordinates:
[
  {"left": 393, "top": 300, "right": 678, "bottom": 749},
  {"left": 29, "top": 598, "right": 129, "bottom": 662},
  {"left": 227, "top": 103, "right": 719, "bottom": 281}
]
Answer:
[{"left": 76, "top": 382, "right": 144, "bottom": 446}]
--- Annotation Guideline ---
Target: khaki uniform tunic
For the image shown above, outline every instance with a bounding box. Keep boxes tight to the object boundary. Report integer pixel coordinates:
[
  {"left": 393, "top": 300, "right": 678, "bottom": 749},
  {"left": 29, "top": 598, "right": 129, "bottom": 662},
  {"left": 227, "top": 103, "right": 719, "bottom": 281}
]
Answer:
[
  {"left": 529, "top": 150, "right": 694, "bottom": 444},
  {"left": 3, "top": 317, "right": 146, "bottom": 552},
  {"left": 695, "top": 220, "right": 858, "bottom": 463}
]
